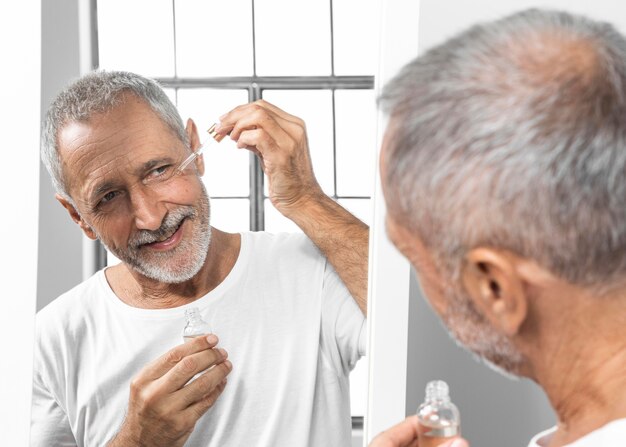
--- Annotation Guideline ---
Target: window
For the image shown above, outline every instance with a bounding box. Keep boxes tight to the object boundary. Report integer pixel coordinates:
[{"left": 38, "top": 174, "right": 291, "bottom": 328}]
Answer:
[{"left": 97, "top": 0, "right": 376, "bottom": 419}]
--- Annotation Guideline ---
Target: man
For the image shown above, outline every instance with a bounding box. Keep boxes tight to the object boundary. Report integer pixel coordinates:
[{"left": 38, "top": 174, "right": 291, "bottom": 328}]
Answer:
[
  {"left": 32, "top": 71, "right": 368, "bottom": 446},
  {"left": 372, "top": 9, "right": 626, "bottom": 447}
]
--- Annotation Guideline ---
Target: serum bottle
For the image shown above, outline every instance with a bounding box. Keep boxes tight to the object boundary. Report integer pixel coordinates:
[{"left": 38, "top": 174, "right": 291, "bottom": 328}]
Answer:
[
  {"left": 417, "top": 380, "right": 461, "bottom": 447},
  {"left": 182, "top": 307, "right": 211, "bottom": 342}
]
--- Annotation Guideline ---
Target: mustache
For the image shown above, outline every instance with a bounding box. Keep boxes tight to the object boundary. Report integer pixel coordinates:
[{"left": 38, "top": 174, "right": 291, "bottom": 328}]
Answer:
[{"left": 129, "top": 207, "right": 196, "bottom": 248}]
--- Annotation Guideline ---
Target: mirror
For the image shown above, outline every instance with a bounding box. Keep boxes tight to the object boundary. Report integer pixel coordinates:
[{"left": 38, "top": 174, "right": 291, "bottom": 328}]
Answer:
[
  {"left": 35, "top": 0, "right": 377, "bottom": 446},
  {"left": 367, "top": 0, "right": 626, "bottom": 446}
]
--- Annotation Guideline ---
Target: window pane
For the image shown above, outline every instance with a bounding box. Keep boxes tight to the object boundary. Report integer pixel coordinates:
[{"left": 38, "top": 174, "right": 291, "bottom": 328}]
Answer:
[
  {"left": 176, "top": 89, "right": 250, "bottom": 197},
  {"left": 335, "top": 90, "right": 376, "bottom": 196},
  {"left": 175, "top": 0, "right": 253, "bottom": 77},
  {"left": 333, "top": 0, "right": 378, "bottom": 75},
  {"left": 163, "top": 88, "right": 177, "bottom": 106},
  {"left": 255, "top": 0, "right": 331, "bottom": 75},
  {"left": 264, "top": 199, "right": 301, "bottom": 233},
  {"left": 261, "top": 90, "right": 334, "bottom": 196},
  {"left": 97, "top": 0, "right": 175, "bottom": 77},
  {"left": 338, "top": 198, "right": 372, "bottom": 226},
  {"left": 210, "top": 198, "right": 250, "bottom": 233}
]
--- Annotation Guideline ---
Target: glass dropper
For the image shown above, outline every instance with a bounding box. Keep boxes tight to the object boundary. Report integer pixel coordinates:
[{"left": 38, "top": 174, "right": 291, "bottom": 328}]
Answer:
[{"left": 176, "top": 123, "right": 225, "bottom": 174}]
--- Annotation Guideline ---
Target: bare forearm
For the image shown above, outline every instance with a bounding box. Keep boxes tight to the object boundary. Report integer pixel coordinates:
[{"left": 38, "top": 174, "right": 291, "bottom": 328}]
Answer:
[
  {"left": 107, "top": 429, "right": 135, "bottom": 447},
  {"left": 284, "top": 194, "right": 369, "bottom": 315},
  {"left": 107, "top": 430, "right": 180, "bottom": 447},
  {"left": 107, "top": 437, "right": 125, "bottom": 447},
  {"left": 216, "top": 101, "right": 369, "bottom": 313}
]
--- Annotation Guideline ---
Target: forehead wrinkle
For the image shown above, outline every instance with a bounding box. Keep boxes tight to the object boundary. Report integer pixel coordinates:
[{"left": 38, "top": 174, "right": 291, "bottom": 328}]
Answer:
[
  {"left": 60, "top": 98, "right": 187, "bottom": 203},
  {"left": 80, "top": 161, "right": 125, "bottom": 205},
  {"left": 61, "top": 136, "right": 117, "bottom": 199},
  {"left": 77, "top": 148, "right": 145, "bottom": 202}
]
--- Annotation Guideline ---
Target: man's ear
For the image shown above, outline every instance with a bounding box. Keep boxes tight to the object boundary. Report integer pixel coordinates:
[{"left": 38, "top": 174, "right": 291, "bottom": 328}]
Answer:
[
  {"left": 55, "top": 194, "right": 98, "bottom": 240},
  {"left": 185, "top": 118, "right": 205, "bottom": 176},
  {"left": 460, "top": 248, "right": 528, "bottom": 336}
]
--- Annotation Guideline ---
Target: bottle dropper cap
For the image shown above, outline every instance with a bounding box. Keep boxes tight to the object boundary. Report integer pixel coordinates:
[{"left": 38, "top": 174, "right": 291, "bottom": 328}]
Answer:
[
  {"left": 425, "top": 380, "right": 451, "bottom": 403},
  {"left": 185, "top": 307, "right": 201, "bottom": 321}
]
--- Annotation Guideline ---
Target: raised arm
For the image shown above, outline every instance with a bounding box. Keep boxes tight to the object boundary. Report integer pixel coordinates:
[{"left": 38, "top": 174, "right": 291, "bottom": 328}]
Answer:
[{"left": 217, "top": 100, "right": 369, "bottom": 314}]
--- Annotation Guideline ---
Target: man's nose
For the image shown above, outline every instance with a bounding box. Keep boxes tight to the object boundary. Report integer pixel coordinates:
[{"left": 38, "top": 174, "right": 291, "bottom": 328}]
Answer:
[{"left": 130, "top": 187, "right": 167, "bottom": 231}]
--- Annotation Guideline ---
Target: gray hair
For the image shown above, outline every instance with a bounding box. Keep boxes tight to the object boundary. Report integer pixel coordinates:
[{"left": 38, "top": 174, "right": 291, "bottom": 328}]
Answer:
[
  {"left": 380, "top": 9, "right": 626, "bottom": 287},
  {"left": 41, "top": 70, "right": 188, "bottom": 199}
]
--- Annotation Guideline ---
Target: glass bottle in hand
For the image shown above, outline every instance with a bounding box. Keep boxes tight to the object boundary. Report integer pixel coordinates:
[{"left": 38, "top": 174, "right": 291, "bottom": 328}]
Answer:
[
  {"left": 182, "top": 307, "right": 211, "bottom": 342},
  {"left": 417, "top": 380, "right": 461, "bottom": 447}
]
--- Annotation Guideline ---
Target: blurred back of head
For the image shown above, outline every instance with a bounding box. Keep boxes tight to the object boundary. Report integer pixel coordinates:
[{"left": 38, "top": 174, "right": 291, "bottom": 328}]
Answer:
[{"left": 380, "top": 9, "right": 626, "bottom": 288}]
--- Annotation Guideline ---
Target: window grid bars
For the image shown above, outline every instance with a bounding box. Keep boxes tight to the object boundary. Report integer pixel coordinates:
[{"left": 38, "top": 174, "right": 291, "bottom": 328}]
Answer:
[
  {"left": 98, "top": 0, "right": 375, "bottom": 255},
  {"left": 159, "top": 76, "right": 374, "bottom": 232}
]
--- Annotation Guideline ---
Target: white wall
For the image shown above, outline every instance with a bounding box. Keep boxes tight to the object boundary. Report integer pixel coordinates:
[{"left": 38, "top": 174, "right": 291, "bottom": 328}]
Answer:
[
  {"left": 0, "top": 0, "right": 40, "bottom": 442},
  {"left": 419, "top": 0, "right": 626, "bottom": 54},
  {"left": 0, "top": 0, "right": 84, "bottom": 441}
]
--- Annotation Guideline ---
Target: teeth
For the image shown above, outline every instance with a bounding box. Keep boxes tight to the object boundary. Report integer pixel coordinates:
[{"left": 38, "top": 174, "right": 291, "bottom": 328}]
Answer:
[
  {"left": 154, "top": 221, "right": 182, "bottom": 243},
  {"left": 156, "top": 234, "right": 173, "bottom": 243}
]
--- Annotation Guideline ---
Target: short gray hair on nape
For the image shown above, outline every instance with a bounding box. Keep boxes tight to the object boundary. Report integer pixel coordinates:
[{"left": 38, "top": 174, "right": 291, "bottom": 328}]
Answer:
[
  {"left": 41, "top": 70, "right": 188, "bottom": 200},
  {"left": 380, "top": 9, "right": 626, "bottom": 287}
]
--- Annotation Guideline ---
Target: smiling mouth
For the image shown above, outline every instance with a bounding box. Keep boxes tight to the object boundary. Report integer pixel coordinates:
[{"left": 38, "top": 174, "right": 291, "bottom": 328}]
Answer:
[{"left": 144, "top": 218, "right": 186, "bottom": 247}]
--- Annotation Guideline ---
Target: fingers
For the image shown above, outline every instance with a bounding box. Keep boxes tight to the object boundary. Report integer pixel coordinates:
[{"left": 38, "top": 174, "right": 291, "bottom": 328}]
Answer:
[
  {"left": 216, "top": 99, "right": 320, "bottom": 213},
  {"left": 251, "top": 99, "right": 298, "bottom": 120},
  {"left": 220, "top": 99, "right": 302, "bottom": 130},
  {"left": 370, "top": 416, "right": 420, "bottom": 447},
  {"left": 229, "top": 114, "right": 283, "bottom": 147},
  {"left": 183, "top": 377, "right": 228, "bottom": 420},
  {"left": 438, "top": 438, "right": 469, "bottom": 447},
  {"left": 249, "top": 99, "right": 305, "bottom": 129},
  {"left": 235, "top": 128, "right": 288, "bottom": 161},
  {"left": 217, "top": 101, "right": 305, "bottom": 154},
  {"left": 122, "top": 335, "right": 230, "bottom": 445},
  {"left": 138, "top": 335, "right": 219, "bottom": 383},
  {"left": 159, "top": 347, "right": 229, "bottom": 392},
  {"left": 176, "top": 359, "right": 233, "bottom": 409}
]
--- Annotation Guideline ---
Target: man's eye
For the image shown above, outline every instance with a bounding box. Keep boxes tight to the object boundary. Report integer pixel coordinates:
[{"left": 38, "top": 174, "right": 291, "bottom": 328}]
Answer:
[
  {"left": 151, "top": 165, "right": 172, "bottom": 177},
  {"left": 100, "top": 191, "right": 119, "bottom": 205}
]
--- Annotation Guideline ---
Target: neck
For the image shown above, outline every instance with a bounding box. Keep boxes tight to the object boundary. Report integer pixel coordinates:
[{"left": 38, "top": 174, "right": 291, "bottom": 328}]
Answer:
[
  {"left": 107, "top": 228, "right": 240, "bottom": 309},
  {"left": 530, "top": 290, "right": 626, "bottom": 446}
]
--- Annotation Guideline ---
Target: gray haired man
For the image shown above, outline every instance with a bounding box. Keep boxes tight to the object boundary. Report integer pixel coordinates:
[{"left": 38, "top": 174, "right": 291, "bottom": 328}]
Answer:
[
  {"left": 372, "top": 9, "right": 626, "bottom": 447},
  {"left": 32, "top": 71, "right": 368, "bottom": 446}
]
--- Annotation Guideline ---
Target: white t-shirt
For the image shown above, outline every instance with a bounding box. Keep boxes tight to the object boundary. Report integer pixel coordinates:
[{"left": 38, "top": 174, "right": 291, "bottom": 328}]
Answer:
[
  {"left": 528, "top": 418, "right": 626, "bottom": 446},
  {"left": 31, "top": 232, "right": 366, "bottom": 447}
]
